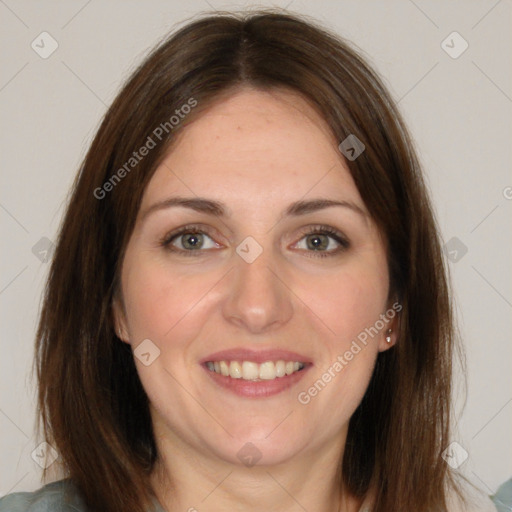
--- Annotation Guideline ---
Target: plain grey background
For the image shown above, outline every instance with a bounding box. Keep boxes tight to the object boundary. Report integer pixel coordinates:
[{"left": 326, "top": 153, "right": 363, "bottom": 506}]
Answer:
[{"left": 1, "top": 0, "right": 511, "bottom": 498}]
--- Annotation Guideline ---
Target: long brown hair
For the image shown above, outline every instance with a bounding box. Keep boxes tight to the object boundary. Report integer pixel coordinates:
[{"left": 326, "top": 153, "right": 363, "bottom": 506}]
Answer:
[{"left": 35, "top": 9, "right": 467, "bottom": 511}]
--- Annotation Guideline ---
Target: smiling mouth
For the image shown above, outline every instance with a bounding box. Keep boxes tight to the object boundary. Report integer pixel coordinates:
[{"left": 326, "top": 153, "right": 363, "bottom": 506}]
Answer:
[{"left": 205, "top": 360, "right": 306, "bottom": 381}]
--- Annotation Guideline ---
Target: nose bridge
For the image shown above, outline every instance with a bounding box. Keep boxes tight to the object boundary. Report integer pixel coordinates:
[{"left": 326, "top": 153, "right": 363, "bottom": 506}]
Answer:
[{"left": 222, "top": 239, "right": 293, "bottom": 333}]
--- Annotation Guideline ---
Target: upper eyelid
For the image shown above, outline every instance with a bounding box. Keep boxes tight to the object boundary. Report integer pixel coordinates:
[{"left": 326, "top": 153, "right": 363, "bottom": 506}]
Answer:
[{"left": 161, "top": 223, "right": 221, "bottom": 244}]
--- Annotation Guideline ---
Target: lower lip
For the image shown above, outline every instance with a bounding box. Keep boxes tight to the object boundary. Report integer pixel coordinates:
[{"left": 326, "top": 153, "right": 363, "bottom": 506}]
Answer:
[{"left": 202, "top": 364, "right": 311, "bottom": 398}]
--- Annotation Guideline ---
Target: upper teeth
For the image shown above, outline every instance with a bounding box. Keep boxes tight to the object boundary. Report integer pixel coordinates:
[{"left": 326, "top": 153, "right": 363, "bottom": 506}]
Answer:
[{"left": 206, "top": 360, "right": 305, "bottom": 381}]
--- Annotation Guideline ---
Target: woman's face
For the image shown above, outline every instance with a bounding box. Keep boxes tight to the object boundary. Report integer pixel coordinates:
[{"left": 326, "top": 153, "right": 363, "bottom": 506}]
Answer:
[{"left": 115, "top": 87, "right": 396, "bottom": 467}]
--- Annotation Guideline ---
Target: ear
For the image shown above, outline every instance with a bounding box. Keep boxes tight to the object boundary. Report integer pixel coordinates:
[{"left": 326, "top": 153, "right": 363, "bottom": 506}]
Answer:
[
  {"left": 378, "top": 299, "right": 402, "bottom": 352},
  {"left": 112, "top": 294, "right": 130, "bottom": 345}
]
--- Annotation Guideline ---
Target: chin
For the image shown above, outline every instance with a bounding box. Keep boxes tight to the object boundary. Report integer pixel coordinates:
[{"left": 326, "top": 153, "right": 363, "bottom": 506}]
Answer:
[{"left": 210, "top": 425, "right": 308, "bottom": 468}]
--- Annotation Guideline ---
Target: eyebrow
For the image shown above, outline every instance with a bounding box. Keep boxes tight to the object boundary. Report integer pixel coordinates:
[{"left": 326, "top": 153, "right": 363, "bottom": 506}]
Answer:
[{"left": 140, "top": 196, "right": 367, "bottom": 222}]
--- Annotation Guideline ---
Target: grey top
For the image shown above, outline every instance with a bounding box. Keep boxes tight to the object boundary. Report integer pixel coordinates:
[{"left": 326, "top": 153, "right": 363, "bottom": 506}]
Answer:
[
  {"left": 0, "top": 479, "right": 164, "bottom": 512},
  {"left": 1, "top": 477, "right": 509, "bottom": 511},
  {"left": 493, "top": 478, "right": 512, "bottom": 512}
]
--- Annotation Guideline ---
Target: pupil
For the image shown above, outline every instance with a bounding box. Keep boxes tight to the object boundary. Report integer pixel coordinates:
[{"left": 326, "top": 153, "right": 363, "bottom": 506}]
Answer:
[
  {"left": 184, "top": 233, "right": 202, "bottom": 249},
  {"left": 308, "top": 234, "right": 327, "bottom": 250}
]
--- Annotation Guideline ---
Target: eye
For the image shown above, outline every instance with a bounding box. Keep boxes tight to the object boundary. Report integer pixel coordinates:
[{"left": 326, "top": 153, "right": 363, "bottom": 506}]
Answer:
[
  {"left": 293, "top": 225, "right": 350, "bottom": 258},
  {"left": 160, "top": 223, "right": 350, "bottom": 259},
  {"left": 160, "top": 224, "right": 220, "bottom": 256}
]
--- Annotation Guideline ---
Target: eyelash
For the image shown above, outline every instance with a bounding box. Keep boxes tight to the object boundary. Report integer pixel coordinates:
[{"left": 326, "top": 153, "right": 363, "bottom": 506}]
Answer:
[{"left": 159, "top": 223, "right": 350, "bottom": 259}]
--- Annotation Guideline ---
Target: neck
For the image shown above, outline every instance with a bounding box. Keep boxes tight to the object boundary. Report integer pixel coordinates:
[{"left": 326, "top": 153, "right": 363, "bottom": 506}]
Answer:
[{"left": 149, "top": 422, "right": 365, "bottom": 512}]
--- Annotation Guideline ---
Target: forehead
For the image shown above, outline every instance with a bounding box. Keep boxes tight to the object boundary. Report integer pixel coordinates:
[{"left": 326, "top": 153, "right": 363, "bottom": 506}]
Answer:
[
  {"left": 169, "top": 87, "right": 338, "bottom": 162},
  {"left": 141, "top": 87, "right": 363, "bottom": 215}
]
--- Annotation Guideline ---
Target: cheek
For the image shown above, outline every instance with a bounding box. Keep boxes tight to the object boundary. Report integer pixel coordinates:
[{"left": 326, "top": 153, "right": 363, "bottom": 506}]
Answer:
[
  {"left": 297, "top": 263, "right": 389, "bottom": 343},
  {"left": 293, "top": 257, "right": 387, "bottom": 411},
  {"left": 121, "top": 254, "right": 214, "bottom": 342}
]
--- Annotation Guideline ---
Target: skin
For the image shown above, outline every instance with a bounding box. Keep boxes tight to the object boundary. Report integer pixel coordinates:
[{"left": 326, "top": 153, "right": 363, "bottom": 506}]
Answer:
[{"left": 114, "top": 87, "right": 397, "bottom": 512}]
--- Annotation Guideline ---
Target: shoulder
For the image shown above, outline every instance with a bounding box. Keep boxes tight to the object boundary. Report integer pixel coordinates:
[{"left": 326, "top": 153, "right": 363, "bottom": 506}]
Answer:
[
  {"left": 0, "top": 479, "right": 87, "bottom": 512},
  {"left": 490, "top": 478, "right": 512, "bottom": 512}
]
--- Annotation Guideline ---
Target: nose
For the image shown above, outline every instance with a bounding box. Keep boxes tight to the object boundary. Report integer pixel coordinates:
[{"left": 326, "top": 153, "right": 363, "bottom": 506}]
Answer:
[{"left": 221, "top": 244, "right": 294, "bottom": 334}]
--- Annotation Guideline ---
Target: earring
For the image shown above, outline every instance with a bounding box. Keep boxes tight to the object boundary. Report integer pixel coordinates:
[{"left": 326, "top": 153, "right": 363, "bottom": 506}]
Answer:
[{"left": 385, "top": 329, "right": 392, "bottom": 343}]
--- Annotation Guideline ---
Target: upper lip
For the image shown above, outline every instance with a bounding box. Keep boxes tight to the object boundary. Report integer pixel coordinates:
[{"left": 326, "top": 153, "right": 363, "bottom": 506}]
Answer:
[{"left": 200, "top": 348, "right": 312, "bottom": 365}]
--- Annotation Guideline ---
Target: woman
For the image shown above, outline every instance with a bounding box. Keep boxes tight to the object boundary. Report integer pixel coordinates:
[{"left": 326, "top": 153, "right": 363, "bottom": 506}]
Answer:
[{"left": 0, "top": 10, "right": 498, "bottom": 512}]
